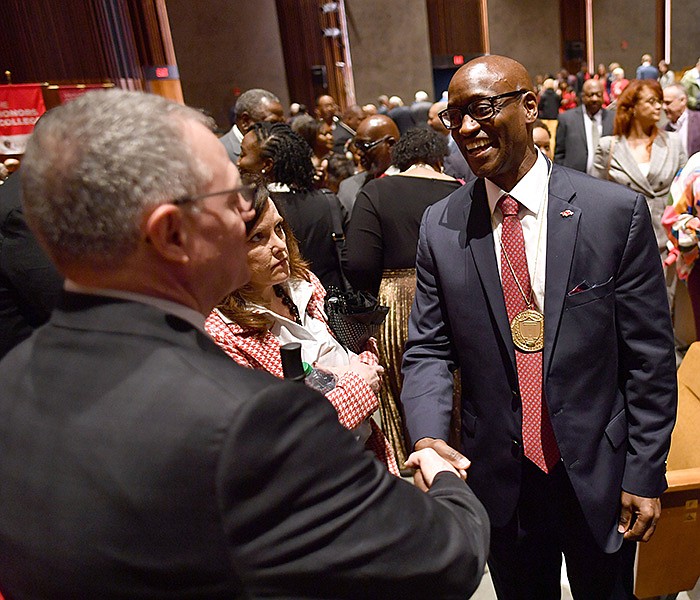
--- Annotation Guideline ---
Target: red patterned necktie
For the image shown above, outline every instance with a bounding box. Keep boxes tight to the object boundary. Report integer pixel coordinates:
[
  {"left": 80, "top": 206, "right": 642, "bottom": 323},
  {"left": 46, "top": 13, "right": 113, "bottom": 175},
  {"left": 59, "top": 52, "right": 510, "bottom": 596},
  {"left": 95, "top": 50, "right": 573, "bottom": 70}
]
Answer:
[{"left": 498, "top": 194, "right": 560, "bottom": 473}]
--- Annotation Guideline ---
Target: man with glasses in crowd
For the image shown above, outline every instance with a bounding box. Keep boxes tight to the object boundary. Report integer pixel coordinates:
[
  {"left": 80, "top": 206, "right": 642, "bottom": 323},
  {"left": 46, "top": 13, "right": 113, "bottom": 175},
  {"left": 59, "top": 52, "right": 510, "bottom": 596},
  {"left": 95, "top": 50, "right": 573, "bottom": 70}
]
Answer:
[
  {"left": 0, "top": 89, "right": 491, "bottom": 599},
  {"left": 401, "top": 55, "right": 676, "bottom": 599},
  {"left": 337, "top": 114, "right": 400, "bottom": 217}
]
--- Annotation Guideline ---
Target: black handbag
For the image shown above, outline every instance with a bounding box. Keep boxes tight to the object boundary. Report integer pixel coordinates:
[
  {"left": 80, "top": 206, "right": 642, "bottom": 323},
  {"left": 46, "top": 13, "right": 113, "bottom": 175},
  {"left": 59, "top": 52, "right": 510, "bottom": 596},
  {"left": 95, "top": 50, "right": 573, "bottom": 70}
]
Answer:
[{"left": 324, "top": 287, "right": 389, "bottom": 354}]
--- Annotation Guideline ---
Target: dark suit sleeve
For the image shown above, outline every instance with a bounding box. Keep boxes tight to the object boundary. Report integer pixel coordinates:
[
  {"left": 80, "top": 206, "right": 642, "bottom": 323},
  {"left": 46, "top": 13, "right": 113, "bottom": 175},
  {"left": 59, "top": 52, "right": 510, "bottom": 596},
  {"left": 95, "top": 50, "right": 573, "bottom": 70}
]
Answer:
[
  {"left": 615, "top": 194, "right": 677, "bottom": 497},
  {"left": 216, "top": 380, "right": 490, "bottom": 599},
  {"left": 554, "top": 115, "right": 567, "bottom": 164},
  {"left": 0, "top": 206, "right": 63, "bottom": 319},
  {"left": 0, "top": 182, "right": 63, "bottom": 357},
  {"left": 400, "top": 207, "right": 460, "bottom": 446}
]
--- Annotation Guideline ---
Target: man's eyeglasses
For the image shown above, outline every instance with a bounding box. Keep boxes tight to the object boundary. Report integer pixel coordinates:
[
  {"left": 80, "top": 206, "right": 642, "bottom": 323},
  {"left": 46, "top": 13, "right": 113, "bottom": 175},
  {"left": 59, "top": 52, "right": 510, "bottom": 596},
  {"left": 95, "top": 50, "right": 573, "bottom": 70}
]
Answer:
[
  {"left": 172, "top": 184, "right": 256, "bottom": 213},
  {"left": 438, "top": 90, "right": 527, "bottom": 130},
  {"left": 353, "top": 135, "right": 390, "bottom": 153}
]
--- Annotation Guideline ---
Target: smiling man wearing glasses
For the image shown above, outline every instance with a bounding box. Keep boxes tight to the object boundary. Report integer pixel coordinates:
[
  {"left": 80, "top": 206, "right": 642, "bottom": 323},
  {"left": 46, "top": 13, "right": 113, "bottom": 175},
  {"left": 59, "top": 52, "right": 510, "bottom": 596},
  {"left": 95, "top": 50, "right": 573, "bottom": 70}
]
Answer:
[
  {"left": 402, "top": 54, "right": 676, "bottom": 600},
  {"left": 0, "top": 90, "right": 490, "bottom": 599}
]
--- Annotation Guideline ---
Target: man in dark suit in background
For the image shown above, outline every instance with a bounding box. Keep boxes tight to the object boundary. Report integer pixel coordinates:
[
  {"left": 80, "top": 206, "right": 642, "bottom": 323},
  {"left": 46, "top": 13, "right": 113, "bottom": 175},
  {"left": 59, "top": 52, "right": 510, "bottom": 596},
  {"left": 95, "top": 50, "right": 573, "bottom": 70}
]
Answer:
[
  {"left": 219, "top": 88, "right": 284, "bottom": 163},
  {"left": 0, "top": 171, "right": 62, "bottom": 358},
  {"left": 402, "top": 55, "right": 676, "bottom": 599},
  {"left": 0, "top": 89, "right": 489, "bottom": 599},
  {"left": 663, "top": 83, "right": 700, "bottom": 157},
  {"left": 316, "top": 94, "right": 353, "bottom": 154},
  {"left": 554, "top": 79, "right": 615, "bottom": 174}
]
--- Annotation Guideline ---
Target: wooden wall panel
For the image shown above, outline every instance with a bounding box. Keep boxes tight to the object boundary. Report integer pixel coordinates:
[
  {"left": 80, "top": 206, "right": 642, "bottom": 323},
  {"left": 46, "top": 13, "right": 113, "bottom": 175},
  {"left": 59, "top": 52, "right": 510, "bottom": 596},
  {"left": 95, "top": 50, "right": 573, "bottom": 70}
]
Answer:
[
  {"left": 426, "top": 0, "right": 484, "bottom": 58},
  {"left": 275, "top": 0, "right": 326, "bottom": 110},
  {"left": 559, "top": 0, "right": 586, "bottom": 74},
  {"left": 0, "top": 0, "right": 111, "bottom": 83}
]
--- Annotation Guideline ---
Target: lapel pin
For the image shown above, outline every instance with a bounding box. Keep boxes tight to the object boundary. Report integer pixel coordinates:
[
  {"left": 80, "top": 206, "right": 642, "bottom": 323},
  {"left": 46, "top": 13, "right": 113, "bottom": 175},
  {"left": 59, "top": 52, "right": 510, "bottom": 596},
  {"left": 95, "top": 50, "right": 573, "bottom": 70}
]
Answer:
[{"left": 560, "top": 209, "right": 574, "bottom": 218}]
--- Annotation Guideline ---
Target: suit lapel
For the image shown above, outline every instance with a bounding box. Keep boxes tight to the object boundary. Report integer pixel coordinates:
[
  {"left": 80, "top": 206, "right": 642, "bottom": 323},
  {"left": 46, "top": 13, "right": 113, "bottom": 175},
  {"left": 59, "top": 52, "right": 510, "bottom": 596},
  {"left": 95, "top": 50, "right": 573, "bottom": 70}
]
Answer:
[
  {"left": 613, "top": 137, "right": 655, "bottom": 196},
  {"left": 602, "top": 109, "right": 615, "bottom": 136},
  {"left": 647, "top": 132, "right": 669, "bottom": 186},
  {"left": 544, "top": 169, "right": 581, "bottom": 375},
  {"left": 466, "top": 180, "right": 514, "bottom": 362}
]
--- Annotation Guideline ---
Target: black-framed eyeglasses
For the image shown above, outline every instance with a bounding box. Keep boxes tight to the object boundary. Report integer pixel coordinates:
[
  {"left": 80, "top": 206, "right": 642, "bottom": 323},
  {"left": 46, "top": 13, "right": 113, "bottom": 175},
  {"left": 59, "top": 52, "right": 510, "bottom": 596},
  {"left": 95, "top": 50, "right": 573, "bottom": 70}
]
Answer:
[
  {"left": 172, "top": 183, "right": 256, "bottom": 212},
  {"left": 353, "top": 135, "right": 390, "bottom": 153},
  {"left": 438, "top": 90, "right": 527, "bottom": 130}
]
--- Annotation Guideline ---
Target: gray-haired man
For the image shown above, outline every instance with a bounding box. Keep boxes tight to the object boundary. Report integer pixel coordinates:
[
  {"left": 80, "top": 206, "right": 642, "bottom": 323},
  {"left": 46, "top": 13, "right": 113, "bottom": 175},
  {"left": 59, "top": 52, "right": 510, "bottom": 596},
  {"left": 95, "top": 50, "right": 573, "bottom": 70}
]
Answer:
[{"left": 219, "top": 88, "right": 285, "bottom": 163}]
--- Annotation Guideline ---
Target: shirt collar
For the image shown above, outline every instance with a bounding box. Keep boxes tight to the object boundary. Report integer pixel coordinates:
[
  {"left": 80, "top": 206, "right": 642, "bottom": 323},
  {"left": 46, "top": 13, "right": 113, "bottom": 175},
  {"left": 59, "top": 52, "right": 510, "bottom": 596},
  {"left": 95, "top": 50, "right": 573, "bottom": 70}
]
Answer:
[
  {"left": 244, "top": 279, "right": 314, "bottom": 326},
  {"left": 676, "top": 109, "right": 689, "bottom": 129},
  {"left": 233, "top": 124, "right": 244, "bottom": 143},
  {"left": 64, "top": 280, "right": 206, "bottom": 331},
  {"left": 486, "top": 150, "right": 549, "bottom": 217}
]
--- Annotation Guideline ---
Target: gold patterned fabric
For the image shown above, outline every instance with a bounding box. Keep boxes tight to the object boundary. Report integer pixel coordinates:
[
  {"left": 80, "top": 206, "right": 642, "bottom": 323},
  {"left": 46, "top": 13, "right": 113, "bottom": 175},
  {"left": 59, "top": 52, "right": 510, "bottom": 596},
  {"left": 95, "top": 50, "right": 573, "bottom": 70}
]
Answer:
[{"left": 376, "top": 268, "right": 416, "bottom": 468}]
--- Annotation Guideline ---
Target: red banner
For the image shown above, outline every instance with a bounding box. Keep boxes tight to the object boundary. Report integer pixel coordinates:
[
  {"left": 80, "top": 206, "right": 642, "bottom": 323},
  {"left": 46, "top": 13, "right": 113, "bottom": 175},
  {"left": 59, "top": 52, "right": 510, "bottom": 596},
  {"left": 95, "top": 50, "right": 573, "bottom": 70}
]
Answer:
[
  {"left": 0, "top": 84, "right": 46, "bottom": 155},
  {"left": 56, "top": 84, "right": 110, "bottom": 104}
]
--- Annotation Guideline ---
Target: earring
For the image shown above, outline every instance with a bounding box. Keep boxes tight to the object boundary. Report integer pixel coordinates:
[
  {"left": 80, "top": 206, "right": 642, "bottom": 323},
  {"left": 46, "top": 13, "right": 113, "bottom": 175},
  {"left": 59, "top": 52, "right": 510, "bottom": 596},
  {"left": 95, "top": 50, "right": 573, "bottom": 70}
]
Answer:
[{"left": 261, "top": 168, "right": 266, "bottom": 174}]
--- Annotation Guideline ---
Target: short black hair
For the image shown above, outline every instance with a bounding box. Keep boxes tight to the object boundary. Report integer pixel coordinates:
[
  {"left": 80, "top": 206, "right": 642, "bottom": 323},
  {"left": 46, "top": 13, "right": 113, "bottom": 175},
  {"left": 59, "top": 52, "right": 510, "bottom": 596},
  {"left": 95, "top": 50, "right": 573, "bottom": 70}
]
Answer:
[
  {"left": 249, "top": 122, "right": 315, "bottom": 191},
  {"left": 391, "top": 127, "right": 449, "bottom": 171}
]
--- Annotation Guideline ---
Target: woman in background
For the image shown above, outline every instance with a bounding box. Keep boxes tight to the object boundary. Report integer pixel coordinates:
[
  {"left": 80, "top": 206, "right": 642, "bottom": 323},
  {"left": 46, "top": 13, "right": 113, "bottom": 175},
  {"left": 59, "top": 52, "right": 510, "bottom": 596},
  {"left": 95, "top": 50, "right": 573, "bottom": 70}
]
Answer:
[
  {"left": 594, "top": 79, "right": 686, "bottom": 255},
  {"left": 206, "top": 193, "right": 398, "bottom": 474},
  {"left": 345, "top": 128, "right": 461, "bottom": 466},
  {"left": 291, "top": 114, "right": 334, "bottom": 186},
  {"left": 238, "top": 121, "right": 348, "bottom": 291}
]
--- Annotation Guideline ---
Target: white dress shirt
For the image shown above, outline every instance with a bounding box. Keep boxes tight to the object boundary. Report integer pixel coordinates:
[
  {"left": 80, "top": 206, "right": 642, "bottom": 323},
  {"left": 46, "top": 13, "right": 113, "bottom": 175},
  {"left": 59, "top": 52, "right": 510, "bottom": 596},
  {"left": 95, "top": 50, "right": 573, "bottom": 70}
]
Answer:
[
  {"left": 669, "top": 109, "right": 689, "bottom": 156},
  {"left": 584, "top": 110, "right": 603, "bottom": 175},
  {"left": 485, "top": 150, "right": 550, "bottom": 312},
  {"left": 248, "top": 278, "right": 355, "bottom": 368}
]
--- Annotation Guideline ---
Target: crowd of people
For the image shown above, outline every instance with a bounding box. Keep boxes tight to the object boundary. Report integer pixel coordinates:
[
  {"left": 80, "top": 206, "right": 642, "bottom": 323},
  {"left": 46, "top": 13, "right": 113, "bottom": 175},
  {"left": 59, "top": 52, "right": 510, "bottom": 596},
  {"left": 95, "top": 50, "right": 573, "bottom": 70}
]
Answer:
[{"left": 0, "top": 50, "right": 698, "bottom": 598}]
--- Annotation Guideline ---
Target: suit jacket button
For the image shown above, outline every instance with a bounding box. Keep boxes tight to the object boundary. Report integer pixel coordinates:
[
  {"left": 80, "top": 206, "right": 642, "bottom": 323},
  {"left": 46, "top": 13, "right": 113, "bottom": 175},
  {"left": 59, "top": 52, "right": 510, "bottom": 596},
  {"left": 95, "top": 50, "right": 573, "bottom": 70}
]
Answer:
[{"left": 511, "top": 439, "right": 522, "bottom": 457}]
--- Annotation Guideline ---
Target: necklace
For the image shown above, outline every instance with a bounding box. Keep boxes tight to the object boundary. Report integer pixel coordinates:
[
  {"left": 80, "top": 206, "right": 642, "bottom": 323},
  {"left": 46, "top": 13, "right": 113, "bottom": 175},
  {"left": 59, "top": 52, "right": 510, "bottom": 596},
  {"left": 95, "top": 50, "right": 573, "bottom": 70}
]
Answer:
[
  {"left": 501, "top": 246, "right": 544, "bottom": 352},
  {"left": 273, "top": 284, "right": 302, "bottom": 325},
  {"left": 493, "top": 159, "right": 552, "bottom": 352}
]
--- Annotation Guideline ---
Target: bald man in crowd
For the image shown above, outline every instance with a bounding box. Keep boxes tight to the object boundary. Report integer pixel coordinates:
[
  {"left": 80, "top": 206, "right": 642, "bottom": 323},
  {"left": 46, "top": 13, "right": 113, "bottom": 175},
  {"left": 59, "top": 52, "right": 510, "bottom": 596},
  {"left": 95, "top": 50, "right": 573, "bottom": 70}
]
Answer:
[
  {"left": 316, "top": 94, "right": 353, "bottom": 154},
  {"left": 427, "top": 100, "right": 474, "bottom": 182},
  {"left": 402, "top": 55, "right": 676, "bottom": 599},
  {"left": 219, "top": 88, "right": 284, "bottom": 163},
  {"left": 337, "top": 114, "right": 400, "bottom": 217},
  {"left": 554, "top": 79, "right": 615, "bottom": 174},
  {"left": 0, "top": 89, "right": 490, "bottom": 599}
]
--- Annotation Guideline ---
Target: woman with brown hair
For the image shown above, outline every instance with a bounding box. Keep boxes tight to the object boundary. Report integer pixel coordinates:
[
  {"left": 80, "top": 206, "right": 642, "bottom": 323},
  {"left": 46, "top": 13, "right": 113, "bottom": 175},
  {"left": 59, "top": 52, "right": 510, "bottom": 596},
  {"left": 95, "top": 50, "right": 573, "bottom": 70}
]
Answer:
[
  {"left": 205, "top": 193, "right": 398, "bottom": 475},
  {"left": 593, "top": 79, "right": 686, "bottom": 254}
]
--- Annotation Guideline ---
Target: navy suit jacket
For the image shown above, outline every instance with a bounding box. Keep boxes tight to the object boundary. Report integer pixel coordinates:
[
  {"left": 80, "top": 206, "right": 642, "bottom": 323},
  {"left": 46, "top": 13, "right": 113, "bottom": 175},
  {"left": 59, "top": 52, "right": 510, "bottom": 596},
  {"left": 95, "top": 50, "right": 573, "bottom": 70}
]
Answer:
[
  {"left": 0, "top": 294, "right": 489, "bottom": 599},
  {"left": 554, "top": 106, "right": 615, "bottom": 172},
  {"left": 401, "top": 165, "right": 677, "bottom": 552}
]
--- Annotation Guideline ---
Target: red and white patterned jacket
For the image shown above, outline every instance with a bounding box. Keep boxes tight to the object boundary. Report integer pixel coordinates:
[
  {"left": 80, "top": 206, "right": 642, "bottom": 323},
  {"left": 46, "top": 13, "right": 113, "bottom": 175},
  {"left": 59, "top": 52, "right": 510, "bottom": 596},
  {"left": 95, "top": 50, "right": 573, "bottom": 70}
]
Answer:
[{"left": 205, "top": 274, "right": 399, "bottom": 475}]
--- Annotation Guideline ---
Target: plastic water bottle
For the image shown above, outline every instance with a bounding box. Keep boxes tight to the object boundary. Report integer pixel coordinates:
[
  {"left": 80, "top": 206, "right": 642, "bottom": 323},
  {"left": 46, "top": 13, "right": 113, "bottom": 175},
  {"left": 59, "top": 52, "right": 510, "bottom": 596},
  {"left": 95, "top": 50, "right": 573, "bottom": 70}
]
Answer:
[
  {"left": 302, "top": 362, "right": 337, "bottom": 394},
  {"left": 279, "top": 342, "right": 336, "bottom": 394}
]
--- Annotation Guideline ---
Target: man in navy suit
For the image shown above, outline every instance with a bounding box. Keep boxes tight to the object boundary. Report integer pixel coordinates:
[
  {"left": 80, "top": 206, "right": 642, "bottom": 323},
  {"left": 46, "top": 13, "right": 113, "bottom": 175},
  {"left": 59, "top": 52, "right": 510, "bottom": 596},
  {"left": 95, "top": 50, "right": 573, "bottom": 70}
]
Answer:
[{"left": 401, "top": 55, "right": 676, "bottom": 599}]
